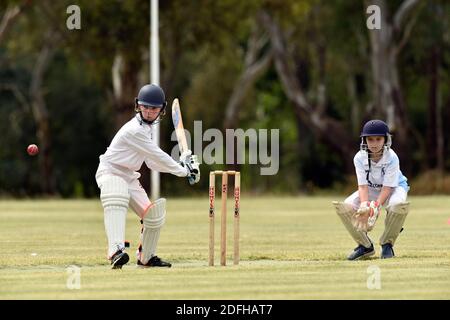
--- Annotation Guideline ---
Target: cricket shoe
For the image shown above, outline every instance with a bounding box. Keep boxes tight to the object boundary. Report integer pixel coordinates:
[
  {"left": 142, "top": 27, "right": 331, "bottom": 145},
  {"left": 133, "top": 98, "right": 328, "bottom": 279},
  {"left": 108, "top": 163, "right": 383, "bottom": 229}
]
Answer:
[
  {"left": 381, "top": 243, "right": 395, "bottom": 259},
  {"left": 347, "top": 243, "right": 375, "bottom": 261},
  {"left": 137, "top": 255, "right": 172, "bottom": 268},
  {"left": 110, "top": 250, "right": 129, "bottom": 269}
]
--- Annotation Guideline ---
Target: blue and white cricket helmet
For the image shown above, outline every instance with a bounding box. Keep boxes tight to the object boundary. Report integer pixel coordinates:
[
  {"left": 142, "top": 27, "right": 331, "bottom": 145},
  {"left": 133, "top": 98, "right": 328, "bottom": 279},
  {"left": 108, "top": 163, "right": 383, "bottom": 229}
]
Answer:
[{"left": 360, "top": 119, "right": 392, "bottom": 153}]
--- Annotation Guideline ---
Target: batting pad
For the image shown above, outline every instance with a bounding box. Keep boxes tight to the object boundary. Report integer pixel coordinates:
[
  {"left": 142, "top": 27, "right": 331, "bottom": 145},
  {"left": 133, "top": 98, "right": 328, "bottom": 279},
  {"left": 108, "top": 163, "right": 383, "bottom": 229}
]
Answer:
[
  {"left": 100, "top": 176, "right": 130, "bottom": 258},
  {"left": 140, "top": 198, "right": 166, "bottom": 264},
  {"left": 333, "top": 201, "right": 372, "bottom": 248},
  {"left": 380, "top": 202, "right": 409, "bottom": 245}
]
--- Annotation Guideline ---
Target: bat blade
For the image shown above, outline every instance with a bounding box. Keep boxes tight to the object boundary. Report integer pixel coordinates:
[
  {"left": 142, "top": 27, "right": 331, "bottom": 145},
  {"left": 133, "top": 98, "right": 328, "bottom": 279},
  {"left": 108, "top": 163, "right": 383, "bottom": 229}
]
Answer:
[{"left": 171, "top": 98, "right": 189, "bottom": 154}]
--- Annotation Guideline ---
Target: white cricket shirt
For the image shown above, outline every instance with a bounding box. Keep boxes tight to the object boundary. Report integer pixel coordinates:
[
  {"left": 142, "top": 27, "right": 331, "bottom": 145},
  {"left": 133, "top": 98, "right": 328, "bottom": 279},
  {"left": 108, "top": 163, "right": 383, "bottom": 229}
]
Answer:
[
  {"left": 353, "top": 149, "right": 409, "bottom": 192},
  {"left": 96, "top": 114, "right": 188, "bottom": 183}
]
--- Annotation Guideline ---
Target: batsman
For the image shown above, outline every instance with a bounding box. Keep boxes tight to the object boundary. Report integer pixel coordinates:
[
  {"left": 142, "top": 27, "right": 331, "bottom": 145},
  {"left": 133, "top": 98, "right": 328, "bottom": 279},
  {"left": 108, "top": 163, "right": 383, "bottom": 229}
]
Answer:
[
  {"left": 333, "top": 120, "right": 410, "bottom": 260},
  {"left": 95, "top": 84, "right": 200, "bottom": 269}
]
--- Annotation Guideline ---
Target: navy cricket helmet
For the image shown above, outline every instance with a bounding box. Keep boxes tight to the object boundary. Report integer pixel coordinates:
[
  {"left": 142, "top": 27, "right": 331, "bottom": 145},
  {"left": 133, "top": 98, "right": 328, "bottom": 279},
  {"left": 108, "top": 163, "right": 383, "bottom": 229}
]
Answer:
[
  {"left": 360, "top": 119, "right": 392, "bottom": 154},
  {"left": 360, "top": 120, "right": 390, "bottom": 137},
  {"left": 136, "top": 84, "right": 167, "bottom": 108},
  {"left": 134, "top": 84, "right": 167, "bottom": 125}
]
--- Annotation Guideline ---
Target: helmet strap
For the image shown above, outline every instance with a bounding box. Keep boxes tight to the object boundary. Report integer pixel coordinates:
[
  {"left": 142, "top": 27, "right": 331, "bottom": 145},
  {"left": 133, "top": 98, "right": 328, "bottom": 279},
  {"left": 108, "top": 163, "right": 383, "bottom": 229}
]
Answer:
[
  {"left": 134, "top": 98, "right": 167, "bottom": 125},
  {"left": 136, "top": 110, "right": 165, "bottom": 126}
]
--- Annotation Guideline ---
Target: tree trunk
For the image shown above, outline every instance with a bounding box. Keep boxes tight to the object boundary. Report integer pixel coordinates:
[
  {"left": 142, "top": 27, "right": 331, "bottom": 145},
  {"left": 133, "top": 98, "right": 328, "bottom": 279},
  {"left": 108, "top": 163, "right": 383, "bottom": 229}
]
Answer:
[
  {"left": 111, "top": 52, "right": 141, "bottom": 130},
  {"left": 435, "top": 82, "right": 444, "bottom": 173},
  {"left": 426, "top": 45, "right": 439, "bottom": 169},
  {"left": 259, "top": 10, "right": 355, "bottom": 173},
  {"left": 428, "top": 44, "right": 444, "bottom": 172},
  {"left": 347, "top": 75, "right": 361, "bottom": 136},
  {"left": 223, "top": 23, "right": 272, "bottom": 130},
  {"left": 29, "top": 31, "right": 58, "bottom": 195},
  {"left": 222, "top": 21, "right": 272, "bottom": 171},
  {"left": 0, "top": 1, "right": 32, "bottom": 44},
  {"left": 365, "top": 0, "right": 423, "bottom": 174}
]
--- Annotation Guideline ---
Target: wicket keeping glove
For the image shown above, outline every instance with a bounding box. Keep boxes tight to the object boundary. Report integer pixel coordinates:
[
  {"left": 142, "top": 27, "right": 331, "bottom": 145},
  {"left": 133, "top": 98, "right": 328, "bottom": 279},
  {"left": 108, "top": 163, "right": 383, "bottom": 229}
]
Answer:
[
  {"left": 353, "top": 201, "right": 370, "bottom": 232},
  {"left": 353, "top": 201, "right": 381, "bottom": 232},
  {"left": 366, "top": 200, "right": 381, "bottom": 231}
]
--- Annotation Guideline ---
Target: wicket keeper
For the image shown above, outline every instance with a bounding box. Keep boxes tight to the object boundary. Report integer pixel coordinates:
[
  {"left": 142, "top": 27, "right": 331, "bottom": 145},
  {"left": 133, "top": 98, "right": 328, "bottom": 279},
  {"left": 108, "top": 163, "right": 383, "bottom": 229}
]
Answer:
[{"left": 334, "top": 120, "right": 410, "bottom": 260}]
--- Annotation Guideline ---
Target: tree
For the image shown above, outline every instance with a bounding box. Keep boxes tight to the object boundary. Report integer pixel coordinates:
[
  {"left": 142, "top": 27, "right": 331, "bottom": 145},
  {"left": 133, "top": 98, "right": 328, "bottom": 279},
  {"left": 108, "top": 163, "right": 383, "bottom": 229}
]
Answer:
[
  {"left": 0, "top": 0, "right": 31, "bottom": 44},
  {"left": 364, "top": 0, "right": 424, "bottom": 173},
  {"left": 29, "top": 29, "right": 60, "bottom": 194},
  {"left": 259, "top": 8, "right": 355, "bottom": 172},
  {"left": 421, "top": 1, "right": 448, "bottom": 172}
]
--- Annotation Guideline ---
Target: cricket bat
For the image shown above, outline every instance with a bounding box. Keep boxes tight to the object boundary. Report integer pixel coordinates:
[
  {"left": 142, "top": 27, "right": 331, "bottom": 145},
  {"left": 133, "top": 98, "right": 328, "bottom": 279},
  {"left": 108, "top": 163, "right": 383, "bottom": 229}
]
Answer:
[
  {"left": 172, "top": 98, "right": 196, "bottom": 185},
  {"left": 171, "top": 98, "right": 189, "bottom": 154}
]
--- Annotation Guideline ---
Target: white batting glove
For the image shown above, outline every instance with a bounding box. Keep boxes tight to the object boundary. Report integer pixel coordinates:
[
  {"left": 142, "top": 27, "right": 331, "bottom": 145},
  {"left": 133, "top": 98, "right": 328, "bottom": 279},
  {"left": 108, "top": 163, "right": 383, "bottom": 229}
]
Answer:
[
  {"left": 180, "top": 150, "right": 192, "bottom": 164},
  {"left": 179, "top": 151, "right": 200, "bottom": 185},
  {"left": 187, "top": 154, "right": 200, "bottom": 184}
]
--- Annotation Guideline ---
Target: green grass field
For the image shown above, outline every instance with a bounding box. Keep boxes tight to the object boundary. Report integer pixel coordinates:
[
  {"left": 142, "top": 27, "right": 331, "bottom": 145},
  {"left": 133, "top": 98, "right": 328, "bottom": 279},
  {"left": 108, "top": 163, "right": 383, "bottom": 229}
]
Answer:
[{"left": 1, "top": 196, "right": 450, "bottom": 299}]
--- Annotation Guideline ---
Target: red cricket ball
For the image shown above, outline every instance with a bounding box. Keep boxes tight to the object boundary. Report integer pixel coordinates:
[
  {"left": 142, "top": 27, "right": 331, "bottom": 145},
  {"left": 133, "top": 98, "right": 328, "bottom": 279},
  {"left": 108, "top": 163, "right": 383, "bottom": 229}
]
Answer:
[{"left": 27, "top": 144, "right": 39, "bottom": 156}]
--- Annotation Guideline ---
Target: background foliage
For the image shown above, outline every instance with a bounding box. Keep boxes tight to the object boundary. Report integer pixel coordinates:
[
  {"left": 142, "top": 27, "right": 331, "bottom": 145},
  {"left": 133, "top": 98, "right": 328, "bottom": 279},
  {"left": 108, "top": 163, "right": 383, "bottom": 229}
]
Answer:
[{"left": 0, "top": 0, "right": 449, "bottom": 197}]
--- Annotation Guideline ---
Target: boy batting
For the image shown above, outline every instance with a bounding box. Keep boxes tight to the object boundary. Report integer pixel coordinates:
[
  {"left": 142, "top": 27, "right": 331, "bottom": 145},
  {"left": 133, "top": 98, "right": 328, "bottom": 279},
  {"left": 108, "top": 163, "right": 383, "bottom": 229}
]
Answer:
[{"left": 95, "top": 84, "right": 200, "bottom": 269}]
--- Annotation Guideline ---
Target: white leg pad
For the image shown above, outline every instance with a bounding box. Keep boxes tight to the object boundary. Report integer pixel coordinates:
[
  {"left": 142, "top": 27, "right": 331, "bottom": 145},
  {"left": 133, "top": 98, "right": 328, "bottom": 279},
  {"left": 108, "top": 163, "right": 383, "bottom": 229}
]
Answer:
[
  {"left": 139, "top": 198, "right": 166, "bottom": 264},
  {"left": 380, "top": 202, "right": 409, "bottom": 245},
  {"left": 333, "top": 201, "right": 372, "bottom": 248},
  {"left": 100, "top": 176, "right": 130, "bottom": 258}
]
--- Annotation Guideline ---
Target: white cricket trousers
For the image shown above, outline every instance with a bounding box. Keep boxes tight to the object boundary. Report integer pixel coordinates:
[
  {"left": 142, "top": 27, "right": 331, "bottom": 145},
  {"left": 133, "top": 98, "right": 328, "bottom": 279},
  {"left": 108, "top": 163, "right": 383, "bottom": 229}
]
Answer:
[{"left": 344, "top": 186, "right": 408, "bottom": 210}]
